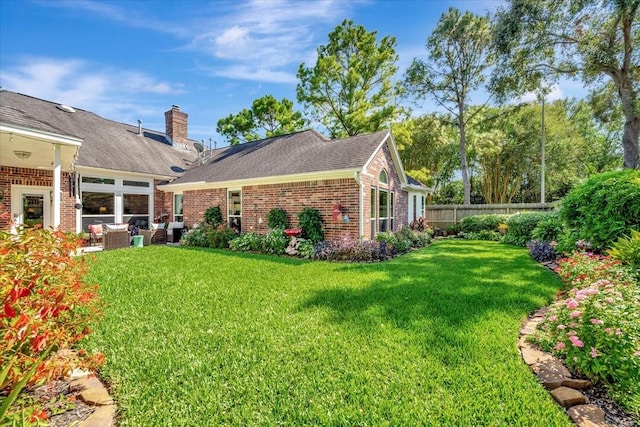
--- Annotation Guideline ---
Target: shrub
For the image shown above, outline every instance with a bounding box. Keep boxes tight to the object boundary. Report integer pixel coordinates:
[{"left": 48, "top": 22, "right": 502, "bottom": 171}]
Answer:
[
  {"left": 607, "top": 229, "right": 640, "bottom": 278},
  {"left": 397, "top": 227, "right": 431, "bottom": 248},
  {"left": 207, "top": 226, "right": 237, "bottom": 249},
  {"left": 460, "top": 214, "right": 510, "bottom": 233},
  {"left": 229, "top": 232, "right": 263, "bottom": 252},
  {"left": 531, "top": 213, "right": 564, "bottom": 242},
  {"left": 267, "top": 208, "right": 289, "bottom": 230},
  {"left": 297, "top": 207, "right": 324, "bottom": 243},
  {"left": 463, "top": 230, "right": 501, "bottom": 241},
  {"left": 527, "top": 240, "right": 558, "bottom": 263},
  {"left": 560, "top": 170, "right": 640, "bottom": 251},
  {"left": 261, "top": 229, "right": 288, "bottom": 255},
  {"left": 503, "top": 212, "right": 551, "bottom": 247},
  {"left": 204, "top": 206, "right": 223, "bottom": 227},
  {"left": 297, "top": 239, "right": 316, "bottom": 259},
  {"left": 181, "top": 226, "right": 210, "bottom": 247},
  {"left": 313, "top": 239, "right": 382, "bottom": 262},
  {"left": 0, "top": 226, "right": 103, "bottom": 421},
  {"left": 536, "top": 252, "right": 640, "bottom": 412}
]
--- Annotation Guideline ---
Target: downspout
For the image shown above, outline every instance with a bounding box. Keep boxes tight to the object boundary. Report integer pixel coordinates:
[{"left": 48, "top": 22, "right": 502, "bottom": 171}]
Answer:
[{"left": 354, "top": 171, "right": 363, "bottom": 239}]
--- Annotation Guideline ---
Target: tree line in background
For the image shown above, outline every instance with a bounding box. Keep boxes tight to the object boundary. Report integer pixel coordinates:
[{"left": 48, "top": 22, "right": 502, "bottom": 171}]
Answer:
[{"left": 216, "top": 0, "right": 638, "bottom": 204}]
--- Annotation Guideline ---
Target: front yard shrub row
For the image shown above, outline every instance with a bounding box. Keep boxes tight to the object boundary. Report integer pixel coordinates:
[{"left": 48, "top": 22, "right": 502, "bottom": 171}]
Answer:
[
  {"left": 227, "top": 227, "right": 433, "bottom": 262},
  {"left": 0, "top": 226, "right": 103, "bottom": 423},
  {"left": 535, "top": 252, "right": 640, "bottom": 414}
]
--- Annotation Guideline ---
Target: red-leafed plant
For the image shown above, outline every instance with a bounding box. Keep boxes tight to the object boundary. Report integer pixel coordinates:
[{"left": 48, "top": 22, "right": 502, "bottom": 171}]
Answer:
[{"left": 0, "top": 224, "right": 104, "bottom": 421}]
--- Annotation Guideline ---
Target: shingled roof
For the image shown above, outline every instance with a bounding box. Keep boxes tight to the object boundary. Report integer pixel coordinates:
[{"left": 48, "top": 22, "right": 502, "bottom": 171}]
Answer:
[
  {"left": 169, "top": 129, "right": 392, "bottom": 185},
  {"left": 0, "top": 90, "right": 198, "bottom": 177}
]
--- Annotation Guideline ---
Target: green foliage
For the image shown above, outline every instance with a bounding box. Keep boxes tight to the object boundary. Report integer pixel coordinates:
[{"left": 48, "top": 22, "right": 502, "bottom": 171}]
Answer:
[
  {"left": 228, "top": 232, "right": 263, "bottom": 252},
  {"left": 207, "top": 226, "right": 237, "bottom": 249},
  {"left": 297, "top": 207, "right": 324, "bottom": 243},
  {"left": 297, "top": 239, "right": 316, "bottom": 259},
  {"left": 560, "top": 170, "right": 640, "bottom": 251},
  {"left": 405, "top": 8, "right": 494, "bottom": 204},
  {"left": 503, "top": 212, "right": 551, "bottom": 247},
  {"left": 180, "top": 226, "right": 210, "bottom": 247},
  {"left": 216, "top": 95, "right": 307, "bottom": 145},
  {"left": 204, "top": 206, "right": 223, "bottom": 227},
  {"left": 608, "top": 230, "right": 640, "bottom": 278},
  {"left": 296, "top": 19, "right": 400, "bottom": 138},
  {"left": 267, "top": 208, "right": 289, "bottom": 230},
  {"left": 531, "top": 213, "right": 564, "bottom": 242},
  {"left": 0, "top": 227, "right": 103, "bottom": 421},
  {"left": 261, "top": 229, "right": 288, "bottom": 255},
  {"left": 460, "top": 214, "right": 510, "bottom": 233},
  {"left": 492, "top": 0, "right": 639, "bottom": 169},
  {"left": 536, "top": 252, "right": 640, "bottom": 413}
]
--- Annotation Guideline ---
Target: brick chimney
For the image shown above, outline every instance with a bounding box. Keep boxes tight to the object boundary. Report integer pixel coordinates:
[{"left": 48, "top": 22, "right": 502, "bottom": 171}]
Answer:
[{"left": 165, "top": 105, "right": 188, "bottom": 146}]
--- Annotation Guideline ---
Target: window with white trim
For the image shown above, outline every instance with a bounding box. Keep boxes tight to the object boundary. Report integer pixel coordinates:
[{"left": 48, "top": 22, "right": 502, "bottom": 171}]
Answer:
[
  {"left": 228, "top": 190, "right": 242, "bottom": 232},
  {"left": 370, "top": 187, "right": 376, "bottom": 238},
  {"left": 174, "top": 194, "right": 183, "bottom": 222}
]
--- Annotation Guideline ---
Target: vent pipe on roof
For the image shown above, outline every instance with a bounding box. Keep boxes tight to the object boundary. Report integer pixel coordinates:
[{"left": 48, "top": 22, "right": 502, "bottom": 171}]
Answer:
[{"left": 137, "top": 119, "right": 142, "bottom": 135}]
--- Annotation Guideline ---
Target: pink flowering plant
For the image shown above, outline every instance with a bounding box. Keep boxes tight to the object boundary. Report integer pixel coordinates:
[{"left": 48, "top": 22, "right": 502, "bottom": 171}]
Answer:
[{"left": 536, "top": 252, "right": 640, "bottom": 413}]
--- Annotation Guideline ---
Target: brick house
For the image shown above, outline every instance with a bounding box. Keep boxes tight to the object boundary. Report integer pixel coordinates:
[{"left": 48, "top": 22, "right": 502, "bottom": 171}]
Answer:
[{"left": 0, "top": 90, "right": 428, "bottom": 241}]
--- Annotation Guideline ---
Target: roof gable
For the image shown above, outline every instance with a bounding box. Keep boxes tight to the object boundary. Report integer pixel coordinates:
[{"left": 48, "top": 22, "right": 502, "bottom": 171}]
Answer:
[
  {"left": 0, "top": 90, "right": 198, "bottom": 178},
  {"left": 170, "top": 129, "right": 391, "bottom": 186}
]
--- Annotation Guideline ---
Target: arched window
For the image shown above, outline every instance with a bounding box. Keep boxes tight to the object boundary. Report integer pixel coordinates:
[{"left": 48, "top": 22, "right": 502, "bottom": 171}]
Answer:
[{"left": 379, "top": 169, "right": 388, "bottom": 184}]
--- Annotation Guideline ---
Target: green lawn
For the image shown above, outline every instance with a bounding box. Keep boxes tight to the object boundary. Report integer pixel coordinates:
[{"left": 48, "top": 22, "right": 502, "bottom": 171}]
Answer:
[{"left": 83, "top": 240, "right": 572, "bottom": 426}]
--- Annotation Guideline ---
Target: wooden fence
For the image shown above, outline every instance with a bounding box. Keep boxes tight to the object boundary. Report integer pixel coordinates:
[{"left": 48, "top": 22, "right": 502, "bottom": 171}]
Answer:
[{"left": 424, "top": 203, "right": 557, "bottom": 231}]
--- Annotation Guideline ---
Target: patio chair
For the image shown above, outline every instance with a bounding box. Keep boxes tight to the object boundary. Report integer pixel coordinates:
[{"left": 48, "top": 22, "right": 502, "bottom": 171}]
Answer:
[
  {"left": 166, "top": 222, "right": 186, "bottom": 243},
  {"left": 88, "top": 224, "right": 103, "bottom": 246},
  {"left": 140, "top": 223, "right": 167, "bottom": 245},
  {"left": 103, "top": 224, "right": 130, "bottom": 250}
]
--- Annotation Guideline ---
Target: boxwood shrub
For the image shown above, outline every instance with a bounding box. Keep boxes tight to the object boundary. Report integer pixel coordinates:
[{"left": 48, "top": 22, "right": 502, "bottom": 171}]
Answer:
[
  {"left": 503, "top": 212, "right": 553, "bottom": 247},
  {"left": 460, "top": 214, "right": 510, "bottom": 233},
  {"left": 560, "top": 170, "right": 640, "bottom": 251}
]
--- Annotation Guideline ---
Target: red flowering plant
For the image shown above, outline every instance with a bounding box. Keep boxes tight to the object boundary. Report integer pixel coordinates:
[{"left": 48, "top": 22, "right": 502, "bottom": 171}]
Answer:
[
  {"left": 0, "top": 224, "right": 104, "bottom": 422},
  {"left": 535, "top": 252, "right": 640, "bottom": 413}
]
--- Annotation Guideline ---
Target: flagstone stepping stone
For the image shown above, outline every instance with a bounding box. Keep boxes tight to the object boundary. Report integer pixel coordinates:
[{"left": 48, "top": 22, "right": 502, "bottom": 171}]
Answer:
[{"left": 551, "top": 386, "right": 587, "bottom": 408}]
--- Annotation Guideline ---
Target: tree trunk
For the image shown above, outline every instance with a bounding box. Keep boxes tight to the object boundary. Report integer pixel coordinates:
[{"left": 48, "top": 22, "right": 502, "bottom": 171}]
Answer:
[
  {"left": 458, "top": 108, "right": 471, "bottom": 204},
  {"left": 619, "top": 83, "right": 640, "bottom": 169}
]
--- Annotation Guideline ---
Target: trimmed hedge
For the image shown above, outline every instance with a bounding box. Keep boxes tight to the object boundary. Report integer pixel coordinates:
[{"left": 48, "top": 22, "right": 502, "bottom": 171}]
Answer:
[
  {"left": 560, "top": 170, "right": 640, "bottom": 251},
  {"left": 460, "top": 214, "right": 510, "bottom": 233},
  {"left": 503, "top": 212, "right": 553, "bottom": 247}
]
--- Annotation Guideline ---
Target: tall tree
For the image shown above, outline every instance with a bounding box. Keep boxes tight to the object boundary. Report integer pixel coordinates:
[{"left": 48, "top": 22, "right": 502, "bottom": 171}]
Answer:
[
  {"left": 492, "top": 0, "right": 639, "bottom": 169},
  {"left": 404, "top": 8, "right": 494, "bottom": 204},
  {"left": 393, "top": 114, "right": 459, "bottom": 193},
  {"left": 296, "top": 19, "right": 400, "bottom": 138},
  {"left": 217, "top": 95, "right": 307, "bottom": 145}
]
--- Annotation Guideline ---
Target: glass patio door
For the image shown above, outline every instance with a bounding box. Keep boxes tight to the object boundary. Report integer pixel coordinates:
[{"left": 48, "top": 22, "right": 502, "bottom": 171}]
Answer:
[{"left": 11, "top": 187, "right": 51, "bottom": 229}]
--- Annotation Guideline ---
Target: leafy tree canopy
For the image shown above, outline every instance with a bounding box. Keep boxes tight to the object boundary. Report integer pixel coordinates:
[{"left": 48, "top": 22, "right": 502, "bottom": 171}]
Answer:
[
  {"left": 217, "top": 95, "right": 307, "bottom": 145},
  {"left": 492, "top": 0, "right": 639, "bottom": 169},
  {"left": 296, "top": 19, "right": 401, "bottom": 138}
]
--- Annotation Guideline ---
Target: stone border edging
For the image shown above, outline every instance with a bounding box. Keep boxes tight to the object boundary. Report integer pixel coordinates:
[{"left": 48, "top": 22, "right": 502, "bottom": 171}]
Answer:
[
  {"left": 67, "top": 368, "right": 116, "bottom": 427},
  {"left": 518, "top": 309, "right": 614, "bottom": 427}
]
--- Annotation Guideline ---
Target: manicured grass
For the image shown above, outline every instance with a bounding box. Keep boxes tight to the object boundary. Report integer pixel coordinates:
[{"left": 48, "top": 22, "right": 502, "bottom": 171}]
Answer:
[{"left": 83, "top": 240, "right": 572, "bottom": 426}]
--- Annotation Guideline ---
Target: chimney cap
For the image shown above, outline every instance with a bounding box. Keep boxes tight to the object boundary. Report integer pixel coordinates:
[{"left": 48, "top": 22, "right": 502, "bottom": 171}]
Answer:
[{"left": 171, "top": 104, "right": 180, "bottom": 110}]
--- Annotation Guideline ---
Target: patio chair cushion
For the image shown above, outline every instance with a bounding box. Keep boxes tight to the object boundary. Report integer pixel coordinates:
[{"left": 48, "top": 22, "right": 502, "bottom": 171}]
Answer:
[{"left": 105, "top": 224, "right": 128, "bottom": 231}]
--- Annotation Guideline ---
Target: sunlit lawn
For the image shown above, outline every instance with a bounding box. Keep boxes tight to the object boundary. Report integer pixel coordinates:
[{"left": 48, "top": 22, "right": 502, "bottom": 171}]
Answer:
[{"left": 83, "top": 240, "right": 572, "bottom": 426}]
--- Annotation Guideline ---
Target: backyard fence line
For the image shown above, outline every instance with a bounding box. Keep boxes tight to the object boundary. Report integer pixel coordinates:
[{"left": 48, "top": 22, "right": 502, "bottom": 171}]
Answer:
[{"left": 425, "top": 202, "right": 558, "bottom": 231}]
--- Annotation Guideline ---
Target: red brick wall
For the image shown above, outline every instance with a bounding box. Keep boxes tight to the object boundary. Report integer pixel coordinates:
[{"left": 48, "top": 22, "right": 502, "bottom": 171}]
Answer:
[
  {"left": 360, "top": 143, "right": 408, "bottom": 240},
  {"left": 242, "top": 178, "right": 360, "bottom": 241},
  {"left": 0, "top": 166, "right": 76, "bottom": 231},
  {"left": 183, "top": 188, "right": 227, "bottom": 226}
]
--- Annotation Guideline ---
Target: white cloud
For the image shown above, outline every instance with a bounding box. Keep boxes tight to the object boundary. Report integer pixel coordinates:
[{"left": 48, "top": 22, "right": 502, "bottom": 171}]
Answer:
[
  {"left": 519, "top": 84, "right": 564, "bottom": 103},
  {"left": 0, "top": 57, "right": 185, "bottom": 122},
  {"left": 189, "top": 0, "right": 355, "bottom": 82}
]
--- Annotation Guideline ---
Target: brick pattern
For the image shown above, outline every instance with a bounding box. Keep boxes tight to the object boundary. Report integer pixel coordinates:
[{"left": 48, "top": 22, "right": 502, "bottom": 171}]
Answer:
[
  {"left": 164, "top": 106, "right": 188, "bottom": 145},
  {"left": 183, "top": 188, "right": 228, "bottom": 226},
  {"left": 0, "top": 166, "right": 76, "bottom": 231},
  {"left": 360, "top": 143, "right": 408, "bottom": 240}
]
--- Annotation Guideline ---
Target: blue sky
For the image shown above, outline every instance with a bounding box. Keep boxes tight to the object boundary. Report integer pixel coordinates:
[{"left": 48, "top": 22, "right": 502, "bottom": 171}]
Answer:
[{"left": 0, "top": 0, "right": 585, "bottom": 146}]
